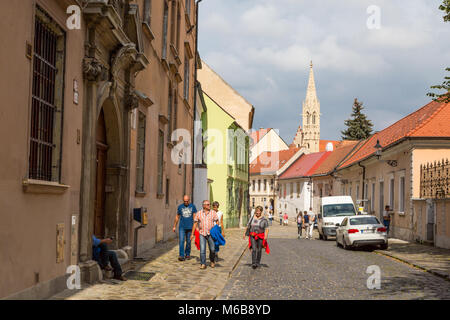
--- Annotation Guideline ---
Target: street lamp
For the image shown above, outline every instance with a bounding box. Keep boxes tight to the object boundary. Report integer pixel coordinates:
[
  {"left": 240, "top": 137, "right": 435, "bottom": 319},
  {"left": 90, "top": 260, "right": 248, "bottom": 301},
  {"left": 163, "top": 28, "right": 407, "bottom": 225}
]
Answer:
[{"left": 374, "top": 139, "right": 397, "bottom": 167}]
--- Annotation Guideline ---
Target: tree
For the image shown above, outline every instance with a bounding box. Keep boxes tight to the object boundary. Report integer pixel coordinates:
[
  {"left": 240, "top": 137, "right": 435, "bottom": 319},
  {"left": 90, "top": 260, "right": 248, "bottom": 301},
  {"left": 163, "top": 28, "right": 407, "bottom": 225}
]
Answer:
[
  {"left": 341, "top": 98, "right": 374, "bottom": 141},
  {"left": 427, "top": 0, "right": 450, "bottom": 103}
]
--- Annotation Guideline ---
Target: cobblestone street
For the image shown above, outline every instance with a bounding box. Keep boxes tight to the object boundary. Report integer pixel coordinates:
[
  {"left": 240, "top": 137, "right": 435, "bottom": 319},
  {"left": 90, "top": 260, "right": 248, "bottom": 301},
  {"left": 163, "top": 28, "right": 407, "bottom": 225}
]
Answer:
[
  {"left": 49, "top": 221, "right": 450, "bottom": 300},
  {"left": 50, "top": 228, "right": 247, "bottom": 300},
  {"left": 219, "top": 222, "right": 450, "bottom": 300}
]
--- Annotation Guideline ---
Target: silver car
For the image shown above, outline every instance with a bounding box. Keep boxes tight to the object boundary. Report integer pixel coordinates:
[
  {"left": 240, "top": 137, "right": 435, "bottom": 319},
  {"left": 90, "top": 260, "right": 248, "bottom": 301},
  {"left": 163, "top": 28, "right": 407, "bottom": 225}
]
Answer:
[{"left": 336, "top": 215, "right": 388, "bottom": 250}]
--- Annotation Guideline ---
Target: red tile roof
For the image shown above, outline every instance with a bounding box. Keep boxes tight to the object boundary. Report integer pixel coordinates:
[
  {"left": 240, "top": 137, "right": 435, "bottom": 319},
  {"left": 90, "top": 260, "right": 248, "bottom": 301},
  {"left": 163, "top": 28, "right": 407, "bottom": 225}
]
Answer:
[
  {"left": 250, "top": 128, "right": 272, "bottom": 147},
  {"left": 250, "top": 147, "right": 300, "bottom": 174},
  {"left": 279, "top": 151, "right": 330, "bottom": 179},
  {"left": 319, "top": 140, "right": 339, "bottom": 152},
  {"left": 338, "top": 100, "right": 450, "bottom": 169},
  {"left": 311, "top": 141, "right": 360, "bottom": 175}
]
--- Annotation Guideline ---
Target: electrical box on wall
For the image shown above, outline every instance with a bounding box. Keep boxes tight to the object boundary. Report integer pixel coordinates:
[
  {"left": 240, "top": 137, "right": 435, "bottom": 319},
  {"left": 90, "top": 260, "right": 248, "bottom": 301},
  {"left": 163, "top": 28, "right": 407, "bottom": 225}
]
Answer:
[{"left": 133, "top": 207, "right": 148, "bottom": 226}]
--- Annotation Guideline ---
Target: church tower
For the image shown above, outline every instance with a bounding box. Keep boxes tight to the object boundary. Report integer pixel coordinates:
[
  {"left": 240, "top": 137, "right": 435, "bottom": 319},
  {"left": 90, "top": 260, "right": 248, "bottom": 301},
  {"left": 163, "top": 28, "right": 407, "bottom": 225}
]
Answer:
[{"left": 301, "top": 61, "right": 320, "bottom": 152}]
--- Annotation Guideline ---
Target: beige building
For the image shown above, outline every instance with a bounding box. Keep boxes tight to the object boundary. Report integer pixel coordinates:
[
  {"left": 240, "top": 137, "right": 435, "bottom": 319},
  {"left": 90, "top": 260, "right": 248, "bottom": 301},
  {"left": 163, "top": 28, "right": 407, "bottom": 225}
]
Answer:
[
  {"left": 197, "top": 61, "right": 254, "bottom": 132},
  {"left": 249, "top": 128, "right": 289, "bottom": 163},
  {"left": 334, "top": 100, "right": 450, "bottom": 246},
  {"left": 0, "top": 0, "right": 199, "bottom": 299}
]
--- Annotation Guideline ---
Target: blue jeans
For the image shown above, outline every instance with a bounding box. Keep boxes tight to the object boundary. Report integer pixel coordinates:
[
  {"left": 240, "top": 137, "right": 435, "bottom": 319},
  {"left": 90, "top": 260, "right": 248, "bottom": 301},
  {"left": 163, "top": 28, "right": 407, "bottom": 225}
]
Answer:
[
  {"left": 383, "top": 220, "right": 390, "bottom": 234},
  {"left": 94, "top": 243, "right": 123, "bottom": 278},
  {"left": 200, "top": 234, "right": 215, "bottom": 265},
  {"left": 179, "top": 227, "right": 192, "bottom": 258}
]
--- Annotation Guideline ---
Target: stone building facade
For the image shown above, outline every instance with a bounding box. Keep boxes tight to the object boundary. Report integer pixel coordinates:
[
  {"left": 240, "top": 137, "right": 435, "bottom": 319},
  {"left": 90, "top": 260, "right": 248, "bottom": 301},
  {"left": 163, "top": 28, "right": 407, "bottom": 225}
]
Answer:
[{"left": 0, "top": 0, "right": 198, "bottom": 299}]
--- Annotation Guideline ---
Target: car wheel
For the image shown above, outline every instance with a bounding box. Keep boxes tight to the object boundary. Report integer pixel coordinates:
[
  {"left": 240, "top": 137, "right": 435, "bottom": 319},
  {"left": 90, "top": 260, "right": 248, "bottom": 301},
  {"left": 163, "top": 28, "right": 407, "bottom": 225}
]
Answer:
[
  {"left": 380, "top": 243, "right": 388, "bottom": 250},
  {"left": 323, "top": 235, "right": 328, "bottom": 241},
  {"left": 319, "top": 232, "right": 323, "bottom": 240},
  {"left": 343, "top": 238, "right": 349, "bottom": 250}
]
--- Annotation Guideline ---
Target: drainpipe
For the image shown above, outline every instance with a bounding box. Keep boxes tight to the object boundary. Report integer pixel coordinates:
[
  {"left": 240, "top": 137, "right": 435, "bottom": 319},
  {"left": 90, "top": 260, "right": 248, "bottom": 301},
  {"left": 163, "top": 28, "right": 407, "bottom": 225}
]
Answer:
[
  {"left": 191, "top": 0, "right": 203, "bottom": 202},
  {"left": 358, "top": 162, "right": 366, "bottom": 212}
]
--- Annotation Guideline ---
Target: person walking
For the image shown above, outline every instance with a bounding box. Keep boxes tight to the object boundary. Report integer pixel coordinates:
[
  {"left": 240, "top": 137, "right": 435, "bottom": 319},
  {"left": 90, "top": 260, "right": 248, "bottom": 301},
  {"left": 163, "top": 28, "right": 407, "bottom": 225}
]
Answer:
[
  {"left": 212, "top": 201, "right": 225, "bottom": 262},
  {"left": 307, "top": 207, "right": 316, "bottom": 240},
  {"left": 244, "top": 206, "right": 269, "bottom": 269},
  {"left": 283, "top": 212, "right": 289, "bottom": 226},
  {"left": 190, "top": 200, "right": 219, "bottom": 269},
  {"left": 296, "top": 211, "right": 303, "bottom": 239},
  {"left": 383, "top": 205, "right": 393, "bottom": 235},
  {"left": 268, "top": 211, "right": 273, "bottom": 226},
  {"left": 173, "top": 195, "right": 197, "bottom": 261},
  {"left": 279, "top": 212, "right": 283, "bottom": 225},
  {"left": 302, "top": 210, "right": 310, "bottom": 239}
]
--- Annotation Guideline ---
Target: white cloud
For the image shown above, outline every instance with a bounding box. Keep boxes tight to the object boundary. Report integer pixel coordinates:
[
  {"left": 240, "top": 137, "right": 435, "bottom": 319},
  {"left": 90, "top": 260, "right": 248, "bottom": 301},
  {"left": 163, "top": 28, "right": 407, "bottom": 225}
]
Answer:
[{"left": 198, "top": 0, "right": 450, "bottom": 140}]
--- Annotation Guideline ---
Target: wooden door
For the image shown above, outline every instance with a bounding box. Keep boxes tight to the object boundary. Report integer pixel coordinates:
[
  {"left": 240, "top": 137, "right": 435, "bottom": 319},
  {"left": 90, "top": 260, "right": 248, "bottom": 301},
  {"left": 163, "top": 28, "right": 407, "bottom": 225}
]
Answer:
[{"left": 94, "top": 109, "right": 108, "bottom": 238}]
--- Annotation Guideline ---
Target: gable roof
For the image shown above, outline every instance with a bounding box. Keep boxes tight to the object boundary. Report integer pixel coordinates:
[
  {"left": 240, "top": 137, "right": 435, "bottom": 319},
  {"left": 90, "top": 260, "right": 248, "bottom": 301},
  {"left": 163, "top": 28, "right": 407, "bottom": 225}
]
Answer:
[
  {"left": 338, "top": 100, "right": 450, "bottom": 169},
  {"left": 198, "top": 61, "right": 254, "bottom": 131},
  {"left": 250, "top": 128, "right": 272, "bottom": 147},
  {"left": 311, "top": 141, "right": 361, "bottom": 176},
  {"left": 250, "top": 147, "right": 300, "bottom": 175},
  {"left": 279, "top": 151, "right": 330, "bottom": 180}
]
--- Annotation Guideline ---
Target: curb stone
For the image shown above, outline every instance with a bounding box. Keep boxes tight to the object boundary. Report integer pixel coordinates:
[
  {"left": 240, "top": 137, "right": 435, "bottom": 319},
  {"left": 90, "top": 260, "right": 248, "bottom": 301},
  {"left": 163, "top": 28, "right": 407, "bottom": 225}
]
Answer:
[{"left": 374, "top": 249, "right": 450, "bottom": 281}]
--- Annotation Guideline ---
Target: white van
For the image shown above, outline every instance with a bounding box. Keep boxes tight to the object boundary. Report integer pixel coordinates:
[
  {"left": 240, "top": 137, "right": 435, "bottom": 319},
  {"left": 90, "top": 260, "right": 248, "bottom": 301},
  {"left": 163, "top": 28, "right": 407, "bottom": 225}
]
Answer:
[{"left": 317, "top": 196, "right": 357, "bottom": 240}]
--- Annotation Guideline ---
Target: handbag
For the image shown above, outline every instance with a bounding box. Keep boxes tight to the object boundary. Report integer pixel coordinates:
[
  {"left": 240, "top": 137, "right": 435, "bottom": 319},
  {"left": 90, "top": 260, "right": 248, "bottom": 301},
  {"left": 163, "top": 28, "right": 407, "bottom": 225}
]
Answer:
[{"left": 245, "top": 215, "right": 254, "bottom": 237}]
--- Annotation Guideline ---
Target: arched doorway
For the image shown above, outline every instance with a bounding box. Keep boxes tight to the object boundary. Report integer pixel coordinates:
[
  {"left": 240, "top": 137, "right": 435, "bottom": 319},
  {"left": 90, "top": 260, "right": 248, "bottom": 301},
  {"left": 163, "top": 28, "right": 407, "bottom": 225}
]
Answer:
[{"left": 94, "top": 109, "right": 108, "bottom": 238}]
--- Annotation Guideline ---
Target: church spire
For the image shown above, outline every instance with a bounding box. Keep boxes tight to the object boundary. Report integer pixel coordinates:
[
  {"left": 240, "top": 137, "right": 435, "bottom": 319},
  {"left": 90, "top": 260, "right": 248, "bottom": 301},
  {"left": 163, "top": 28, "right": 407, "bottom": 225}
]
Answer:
[
  {"left": 300, "top": 61, "right": 321, "bottom": 153},
  {"left": 305, "top": 61, "right": 318, "bottom": 103}
]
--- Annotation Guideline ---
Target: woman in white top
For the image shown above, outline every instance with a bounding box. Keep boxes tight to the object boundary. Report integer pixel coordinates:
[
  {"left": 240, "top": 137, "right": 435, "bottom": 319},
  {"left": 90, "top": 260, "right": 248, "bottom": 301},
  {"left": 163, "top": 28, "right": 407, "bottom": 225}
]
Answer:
[{"left": 212, "top": 201, "right": 225, "bottom": 262}]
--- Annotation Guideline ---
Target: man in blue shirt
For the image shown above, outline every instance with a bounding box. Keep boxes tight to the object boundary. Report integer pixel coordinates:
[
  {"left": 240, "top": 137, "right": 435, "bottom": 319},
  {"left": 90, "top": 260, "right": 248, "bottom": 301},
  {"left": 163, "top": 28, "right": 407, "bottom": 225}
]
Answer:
[
  {"left": 92, "top": 235, "right": 127, "bottom": 281},
  {"left": 173, "top": 195, "right": 197, "bottom": 261}
]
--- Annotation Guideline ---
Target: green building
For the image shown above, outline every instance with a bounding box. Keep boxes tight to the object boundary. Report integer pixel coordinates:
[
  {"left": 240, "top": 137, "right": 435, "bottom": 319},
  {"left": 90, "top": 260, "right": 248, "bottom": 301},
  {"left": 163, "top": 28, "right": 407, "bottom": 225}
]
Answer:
[{"left": 202, "top": 92, "right": 250, "bottom": 228}]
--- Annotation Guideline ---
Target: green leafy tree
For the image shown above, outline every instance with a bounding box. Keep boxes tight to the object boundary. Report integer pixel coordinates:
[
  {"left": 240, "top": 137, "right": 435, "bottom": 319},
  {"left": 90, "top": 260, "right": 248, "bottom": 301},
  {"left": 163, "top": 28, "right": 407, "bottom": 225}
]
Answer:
[
  {"left": 341, "top": 98, "right": 374, "bottom": 141},
  {"left": 428, "top": 0, "right": 450, "bottom": 103}
]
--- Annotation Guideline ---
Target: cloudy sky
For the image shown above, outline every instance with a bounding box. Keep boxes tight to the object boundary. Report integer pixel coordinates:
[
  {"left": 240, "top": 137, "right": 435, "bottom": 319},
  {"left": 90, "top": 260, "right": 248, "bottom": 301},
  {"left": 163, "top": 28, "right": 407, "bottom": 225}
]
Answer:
[{"left": 198, "top": 0, "right": 450, "bottom": 143}]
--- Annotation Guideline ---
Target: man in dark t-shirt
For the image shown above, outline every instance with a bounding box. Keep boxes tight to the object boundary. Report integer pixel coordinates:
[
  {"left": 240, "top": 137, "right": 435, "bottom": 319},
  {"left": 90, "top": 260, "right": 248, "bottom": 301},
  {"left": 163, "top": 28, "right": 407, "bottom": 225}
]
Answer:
[{"left": 173, "top": 195, "right": 197, "bottom": 261}]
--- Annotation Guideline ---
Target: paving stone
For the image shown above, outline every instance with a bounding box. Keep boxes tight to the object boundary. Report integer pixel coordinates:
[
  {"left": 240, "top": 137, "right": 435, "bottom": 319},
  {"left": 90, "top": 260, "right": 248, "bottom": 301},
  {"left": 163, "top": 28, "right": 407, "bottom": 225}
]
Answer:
[{"left": 48, "top": 228, "right": 247, "bottom": 300}]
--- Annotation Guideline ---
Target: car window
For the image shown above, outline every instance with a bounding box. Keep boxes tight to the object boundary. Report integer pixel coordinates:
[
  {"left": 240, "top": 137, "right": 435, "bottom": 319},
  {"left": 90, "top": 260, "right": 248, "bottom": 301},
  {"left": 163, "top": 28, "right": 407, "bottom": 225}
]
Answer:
[
  {"left": 349, "top": 217, "right": 380, "bottom": 225},
  {"left": 323, "top": 204, "right": 356, "bottom": 217}
]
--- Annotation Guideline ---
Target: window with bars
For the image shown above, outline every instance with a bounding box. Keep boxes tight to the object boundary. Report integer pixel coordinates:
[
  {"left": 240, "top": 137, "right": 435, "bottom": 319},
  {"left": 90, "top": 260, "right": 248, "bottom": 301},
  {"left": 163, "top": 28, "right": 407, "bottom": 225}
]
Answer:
[
  {"left": 183, "top": 55, "right": 190, "bottom": 100},
  {"left": 170, "top": 0, "right": 176, "bottom": 45},
  {"left": 29, "top": 7, "right": 65, "bottom": 182},
  {"left": 143, "top": 0, "right": 152, "bottom": 25},
  {"left": 157, "top": 130, "right": 164, "bottom": 195},
  {"left": 167, "top": 83, "right": 173, "bottom": 142},
  {"left": 185, "top": 0, "right": 191, "bottom": 17},
  {"left": 166, "top": 178, "right": 170, "bottom": 205},
  {"left": 162, "top": 1, "right": 169, "bottom": 59},
  {"left": 136, "top": 112, "right": 146, "bottom": 193},
  {"left": 176, "top": 6, "right": 181, "bottom": 51}
]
